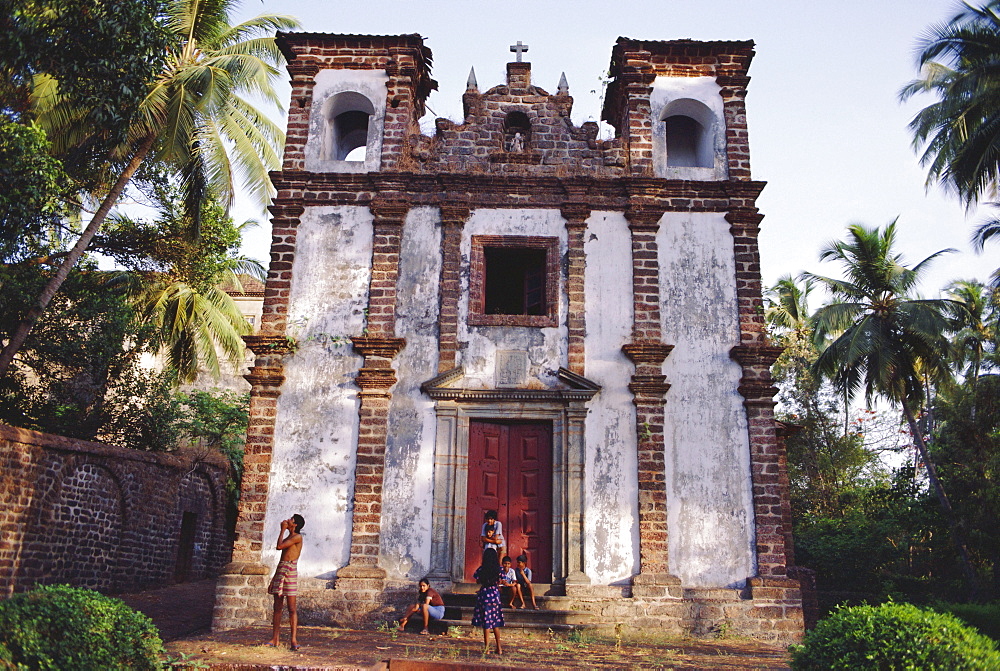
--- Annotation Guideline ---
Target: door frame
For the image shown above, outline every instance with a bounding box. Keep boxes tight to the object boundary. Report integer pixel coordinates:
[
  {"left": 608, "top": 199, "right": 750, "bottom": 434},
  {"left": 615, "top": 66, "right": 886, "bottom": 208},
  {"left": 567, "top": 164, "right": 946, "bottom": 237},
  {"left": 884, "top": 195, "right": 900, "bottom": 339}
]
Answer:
[
  {"left": 423, "top": 367, "right": 599, "bottom": 587},
  {"left": 465, "top": 420, "right": 554, "bottom": 582}
]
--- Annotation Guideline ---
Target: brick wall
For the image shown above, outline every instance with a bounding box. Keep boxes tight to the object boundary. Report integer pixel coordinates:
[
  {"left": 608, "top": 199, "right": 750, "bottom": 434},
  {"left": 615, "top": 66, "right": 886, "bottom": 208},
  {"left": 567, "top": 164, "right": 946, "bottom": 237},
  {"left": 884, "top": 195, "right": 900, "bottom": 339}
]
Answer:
[{"left": 0, "top": 424, "right": 229, "bottom": 596}]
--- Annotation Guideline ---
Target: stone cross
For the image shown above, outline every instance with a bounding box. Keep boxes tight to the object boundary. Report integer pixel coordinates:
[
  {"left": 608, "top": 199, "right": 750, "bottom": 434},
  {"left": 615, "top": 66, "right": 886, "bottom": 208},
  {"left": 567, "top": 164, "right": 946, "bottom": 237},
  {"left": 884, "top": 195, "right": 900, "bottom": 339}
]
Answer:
[{"left": 510, "top": 41, "right": 529, "bottom": 62}]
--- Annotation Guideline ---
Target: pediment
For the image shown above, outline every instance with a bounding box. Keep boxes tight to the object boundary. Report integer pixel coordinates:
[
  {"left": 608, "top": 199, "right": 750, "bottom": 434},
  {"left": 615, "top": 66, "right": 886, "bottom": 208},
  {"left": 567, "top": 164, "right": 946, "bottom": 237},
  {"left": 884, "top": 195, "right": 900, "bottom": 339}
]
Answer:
[{"left": 421, "top": 367, "right": 600, "bottom": 403}]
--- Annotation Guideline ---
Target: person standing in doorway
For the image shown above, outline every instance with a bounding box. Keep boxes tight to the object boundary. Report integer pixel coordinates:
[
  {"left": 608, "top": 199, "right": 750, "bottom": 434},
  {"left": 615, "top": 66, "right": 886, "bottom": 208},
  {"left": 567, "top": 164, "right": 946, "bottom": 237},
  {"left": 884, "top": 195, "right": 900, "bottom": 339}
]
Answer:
[
  {"left": 266, "top": 514, "right": 304, "bottom": 650},
  {"left": 479, "top": 509, "right": 504, "bottom": 558}
]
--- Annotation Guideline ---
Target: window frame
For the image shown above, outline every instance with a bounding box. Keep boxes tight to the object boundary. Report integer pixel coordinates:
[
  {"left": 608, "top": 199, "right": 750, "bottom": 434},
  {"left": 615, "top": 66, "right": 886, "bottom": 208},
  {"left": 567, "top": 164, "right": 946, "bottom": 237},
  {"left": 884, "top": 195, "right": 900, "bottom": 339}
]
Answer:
[{"left": 469, "top": 235, "right": 560, "bottom": 328}]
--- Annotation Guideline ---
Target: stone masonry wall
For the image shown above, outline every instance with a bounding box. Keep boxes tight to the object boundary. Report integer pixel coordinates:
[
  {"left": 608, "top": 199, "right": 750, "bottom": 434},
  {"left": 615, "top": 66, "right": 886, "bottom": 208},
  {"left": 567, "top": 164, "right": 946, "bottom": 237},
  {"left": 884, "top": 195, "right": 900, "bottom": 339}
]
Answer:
[{"left": 0, "top": 424, "right": 229, "bottom": 596}]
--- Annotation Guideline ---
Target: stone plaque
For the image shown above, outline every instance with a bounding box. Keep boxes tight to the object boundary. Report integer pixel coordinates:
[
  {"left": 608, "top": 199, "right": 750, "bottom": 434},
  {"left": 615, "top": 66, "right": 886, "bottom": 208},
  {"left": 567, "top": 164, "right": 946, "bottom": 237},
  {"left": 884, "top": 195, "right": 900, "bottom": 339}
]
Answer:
[{"left": 495, "top": 350, "right": 529, "bottom": 388}]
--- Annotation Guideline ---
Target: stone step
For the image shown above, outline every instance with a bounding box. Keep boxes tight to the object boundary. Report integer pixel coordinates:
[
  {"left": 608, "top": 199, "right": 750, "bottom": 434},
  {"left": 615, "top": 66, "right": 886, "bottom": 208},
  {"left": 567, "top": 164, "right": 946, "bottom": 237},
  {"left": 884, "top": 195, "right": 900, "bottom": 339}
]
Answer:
[
  {"left": 442, "top": 604, "right": 598, "bottom": 626},
  {"left": 443, "top": 593, "right": 575, "bottom": 610},
  {"left": 438, "top": 618, "right": 602, "bottom": 633},
  {"left": 449, "top": 582, "right": 564, "bottom": 596}
]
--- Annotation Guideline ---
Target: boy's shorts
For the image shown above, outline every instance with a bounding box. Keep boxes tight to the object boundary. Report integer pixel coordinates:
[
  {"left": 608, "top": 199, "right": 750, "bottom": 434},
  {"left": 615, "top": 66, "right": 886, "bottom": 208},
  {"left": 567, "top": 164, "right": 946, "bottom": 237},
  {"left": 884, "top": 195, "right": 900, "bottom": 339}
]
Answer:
[{"left": 267, "top": 560, "right": 298, "bottom": 596}]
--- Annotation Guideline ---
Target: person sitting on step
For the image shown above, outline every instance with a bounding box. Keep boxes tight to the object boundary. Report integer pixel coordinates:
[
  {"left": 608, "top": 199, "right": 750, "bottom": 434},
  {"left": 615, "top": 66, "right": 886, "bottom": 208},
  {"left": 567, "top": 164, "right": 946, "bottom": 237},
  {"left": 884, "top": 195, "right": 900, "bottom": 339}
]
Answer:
[
  {"left": 397, "top": 578, "right": 446, "bottom": 635},
  {"left": 514, "top": 553, "right": 538, "bottom": 609},
  {"left": 500, "top": 556, "right": 520, "bottom": 608}
]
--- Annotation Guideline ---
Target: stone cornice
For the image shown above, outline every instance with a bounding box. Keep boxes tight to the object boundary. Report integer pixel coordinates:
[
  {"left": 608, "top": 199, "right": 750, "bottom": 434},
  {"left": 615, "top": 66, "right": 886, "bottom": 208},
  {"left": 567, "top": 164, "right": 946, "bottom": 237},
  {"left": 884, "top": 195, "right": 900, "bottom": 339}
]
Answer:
[
  {"left": 269, "top": 171, "right": 766, "bottom": 212},
  {"left": 369, "top": 199, "right": 410, "bottom": 225},
  {"left": 420, "top": 366, "right": 600, "bottom": 402},
  {"left": 628, "top": 375, "right": 671, "bottom": 399},
  {"left": 351, "top": 336, "right": 406, "bottom": 360},
  {"left": 439, "top": 203, "right": 471, "bottom": 224},
  {"left": 622, "top": 342, "right": 675, "bottom": 365},
  {"left": 244, "top": 335, "right": 295, "bottom": 356},
  {"left": 560, "top": 202, "right": 592, "bottom": 224},
  {"left": 730, "top": 344, "right": 783, "bottom": 368},
  {"left": 243, "top": 366, "right": 285, "bottom": 391},
  {"left": 266, "top": 204, "right": 305, "bottom": 222},
  {"left": 355, "top": 367, "right": 398, "bottom": 392}
]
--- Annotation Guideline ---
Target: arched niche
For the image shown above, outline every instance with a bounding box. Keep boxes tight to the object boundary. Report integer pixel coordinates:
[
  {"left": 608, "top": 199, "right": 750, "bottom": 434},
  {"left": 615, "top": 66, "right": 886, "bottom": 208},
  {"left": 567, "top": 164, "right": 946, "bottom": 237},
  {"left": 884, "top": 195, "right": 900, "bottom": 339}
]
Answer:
[
  {"left": 660, "top": 98, "right": 715, "bottom": 169},
  {"left": 503, "top": 110, "right": 532, "bottom": 151},
  {"left": 322, "top": 91, "right": 377, "bottom": 162},
  {"left": 305, "top": 69, "right": 389, "bottom": 173}
]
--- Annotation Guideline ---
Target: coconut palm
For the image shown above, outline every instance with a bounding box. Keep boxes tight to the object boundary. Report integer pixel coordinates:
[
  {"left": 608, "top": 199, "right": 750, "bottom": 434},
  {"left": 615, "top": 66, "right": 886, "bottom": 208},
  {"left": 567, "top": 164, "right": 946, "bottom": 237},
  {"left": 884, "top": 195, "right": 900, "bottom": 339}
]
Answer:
[
  {"left": 901, "top": 1, "right": 1000, "bottom": 206},
  {"left": 970, "top": 216, "right": 1000, "bottom": 287},
  {"left": 946, "top": 279, "right": 998, "bottom": 381},
  {"left": 0, "top": 0, "right": 299, "bottom": 377},
  {"left": 765, "top": 274, "right": 814, "bottom": 337},
  {"left": 805, "top": 222, "right": 980, "bottom": 591}
]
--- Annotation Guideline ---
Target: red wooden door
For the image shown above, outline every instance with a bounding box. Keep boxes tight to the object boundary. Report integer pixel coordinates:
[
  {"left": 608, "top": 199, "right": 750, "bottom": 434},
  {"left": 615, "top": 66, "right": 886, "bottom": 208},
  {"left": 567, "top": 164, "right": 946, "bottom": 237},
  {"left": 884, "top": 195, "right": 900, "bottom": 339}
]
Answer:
[{"left": 465, "top": 421, "right": 552, "bottom": 582}]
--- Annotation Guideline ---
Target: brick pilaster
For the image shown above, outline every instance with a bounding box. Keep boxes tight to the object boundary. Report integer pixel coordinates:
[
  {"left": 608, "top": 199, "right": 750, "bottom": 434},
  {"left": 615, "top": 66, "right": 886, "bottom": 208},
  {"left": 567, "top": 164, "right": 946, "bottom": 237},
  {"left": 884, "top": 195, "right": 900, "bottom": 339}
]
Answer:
[
  {"left": 336, "top": 336, "right": 405, "bottom": 582},
  {"left": 622, "top": 207, "right": 677, "bottom": 592},
  {"left": 731, "top": 346, "right": 787, "bottom": 577},
  {"left": 726, "top": 206, "right": 789, "bottom": 577},
  {"left": 212, "top": 336, "right": 292, "bottom": 630},
  {"left": 366, "top": 199, "right": 408, "bottom": 336},
  {"left": 382, "top": 48, "right": 422, "bottom": 170},
  {"left": 261, "top": 204, "right": 304, "bottom": 336},
  {"left": 281, "top": 61, "right": 320, "bottom": 172},
  {"left": 622, "top": 51, "right": 656, "bottom": 176},
  {"left": 718, "top": 75, "right": 752, "bottom": 181},
  {"left": 436, "top": 203, "right": 469, "bottom": 372},
  {"left": 561, "top": 202, "right": 590, "bottom": 375},
  {"left": 727, "top": 208, "right": 767, "bottom": 346}
]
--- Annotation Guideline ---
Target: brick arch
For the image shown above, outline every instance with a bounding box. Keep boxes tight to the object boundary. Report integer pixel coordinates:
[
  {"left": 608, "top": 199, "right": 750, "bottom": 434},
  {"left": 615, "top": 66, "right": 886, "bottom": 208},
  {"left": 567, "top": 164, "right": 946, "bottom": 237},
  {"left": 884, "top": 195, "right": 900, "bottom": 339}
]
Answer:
[{"left": 43, "top": 461, "right": 125, "bottom": 589}]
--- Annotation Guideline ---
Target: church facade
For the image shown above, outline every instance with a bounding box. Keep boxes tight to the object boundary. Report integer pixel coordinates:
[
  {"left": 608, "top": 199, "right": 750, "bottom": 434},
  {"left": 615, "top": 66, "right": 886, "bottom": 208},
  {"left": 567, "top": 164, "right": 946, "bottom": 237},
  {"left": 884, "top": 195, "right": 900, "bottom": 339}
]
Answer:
[{"left": 212, "top": 33, "right": 806, "bottom": 641}]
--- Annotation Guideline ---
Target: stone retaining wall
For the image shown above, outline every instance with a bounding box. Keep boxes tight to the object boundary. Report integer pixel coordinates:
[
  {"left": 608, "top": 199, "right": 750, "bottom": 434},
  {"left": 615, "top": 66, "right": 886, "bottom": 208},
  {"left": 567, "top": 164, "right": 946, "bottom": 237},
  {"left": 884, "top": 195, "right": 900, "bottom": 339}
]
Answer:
[{"left": 0, "top": 424, "right": 230, "bottom": 595}]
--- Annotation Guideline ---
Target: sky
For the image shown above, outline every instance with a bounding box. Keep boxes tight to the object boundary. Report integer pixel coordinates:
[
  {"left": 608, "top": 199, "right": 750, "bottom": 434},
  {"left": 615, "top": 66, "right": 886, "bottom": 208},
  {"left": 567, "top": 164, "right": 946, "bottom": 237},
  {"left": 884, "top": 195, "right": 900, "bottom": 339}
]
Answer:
[{"left": 232, "top": 0, "right": 999, "bottom": 300}]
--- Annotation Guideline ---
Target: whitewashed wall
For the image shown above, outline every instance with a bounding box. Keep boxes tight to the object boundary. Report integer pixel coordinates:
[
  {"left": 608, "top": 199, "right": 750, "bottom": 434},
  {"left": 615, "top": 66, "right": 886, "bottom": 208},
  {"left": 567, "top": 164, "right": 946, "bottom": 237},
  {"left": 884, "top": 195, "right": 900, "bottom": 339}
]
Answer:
[
  {"left": 262, "top": 206, "right": 373, "bottom": 581},
  {"left": 380, "top": 207, "right": 442, "bottom": 579},
  {"left": 582, "top": 211, "right": 640, "bottom": 583},
  {"left": 659, "top": 212, "right": 756, "bottom": 588}
]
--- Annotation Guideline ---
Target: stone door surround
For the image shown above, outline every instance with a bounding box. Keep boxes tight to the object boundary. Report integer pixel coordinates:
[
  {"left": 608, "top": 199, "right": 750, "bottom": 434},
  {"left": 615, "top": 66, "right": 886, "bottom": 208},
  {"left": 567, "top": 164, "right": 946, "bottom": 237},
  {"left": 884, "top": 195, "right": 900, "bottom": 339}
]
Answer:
[{"left": 422, "top": 367, "right": 599, "bottom": 587}]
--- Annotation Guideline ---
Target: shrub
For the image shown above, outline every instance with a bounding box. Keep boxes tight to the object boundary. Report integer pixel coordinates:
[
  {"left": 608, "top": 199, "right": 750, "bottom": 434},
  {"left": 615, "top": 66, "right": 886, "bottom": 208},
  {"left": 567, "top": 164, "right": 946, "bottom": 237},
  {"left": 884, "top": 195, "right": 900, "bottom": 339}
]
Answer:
[
  {"left": 931, "top": 602, "right": 1000, "bottom": 643},
  {"left": 789, "top": 601, "right": 1000, "bottom": 670},
  {"left": 0, "top": 584, "right": 164, "bottom": 670}
]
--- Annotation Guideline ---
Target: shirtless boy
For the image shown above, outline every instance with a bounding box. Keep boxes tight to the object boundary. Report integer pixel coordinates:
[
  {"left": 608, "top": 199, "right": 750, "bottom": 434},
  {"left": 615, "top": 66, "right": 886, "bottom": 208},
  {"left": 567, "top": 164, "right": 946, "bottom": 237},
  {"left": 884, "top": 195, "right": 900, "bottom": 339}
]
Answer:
[{"left": 266, "top": 514, "right": 304, "bottom": 650}]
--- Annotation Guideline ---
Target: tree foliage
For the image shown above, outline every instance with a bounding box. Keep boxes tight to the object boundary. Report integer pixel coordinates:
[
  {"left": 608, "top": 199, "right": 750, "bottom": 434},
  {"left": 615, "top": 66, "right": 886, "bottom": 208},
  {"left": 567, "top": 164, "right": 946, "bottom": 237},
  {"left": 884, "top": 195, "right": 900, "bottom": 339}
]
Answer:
[
  {"left": 902, "top": 1, "right": 1000, "bottom": 206},
  {"left": 0, "top": 119, "right": 72, "bottom": 262}
]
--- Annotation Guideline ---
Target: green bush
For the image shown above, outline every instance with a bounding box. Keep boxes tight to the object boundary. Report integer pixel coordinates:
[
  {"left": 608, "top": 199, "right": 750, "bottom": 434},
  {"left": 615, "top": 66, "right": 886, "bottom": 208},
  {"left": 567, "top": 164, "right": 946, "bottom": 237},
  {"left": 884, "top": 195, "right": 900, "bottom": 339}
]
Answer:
[
  {"left": 931, "top": 602, "right": 1000, "bottom": 643},
  {"left": 0, "top": 584, "right": 164, "bottom": 670},
  {"left": 789, "top": 601, "right": 1000, "bottom": 670}
]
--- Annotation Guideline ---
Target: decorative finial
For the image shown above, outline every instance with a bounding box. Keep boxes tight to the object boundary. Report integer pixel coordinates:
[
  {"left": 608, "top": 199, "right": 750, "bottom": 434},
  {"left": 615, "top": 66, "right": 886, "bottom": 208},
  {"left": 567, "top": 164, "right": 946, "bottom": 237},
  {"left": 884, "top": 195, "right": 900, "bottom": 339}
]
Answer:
[
  {"left": 557, "top": 72, "right": 569, "bottom": 95},
  {"left": 467, "top": 66, "right": 478, "bottom": 91},
  {"left": 509, "top": 41, "right": 529, "bottom": 62}
]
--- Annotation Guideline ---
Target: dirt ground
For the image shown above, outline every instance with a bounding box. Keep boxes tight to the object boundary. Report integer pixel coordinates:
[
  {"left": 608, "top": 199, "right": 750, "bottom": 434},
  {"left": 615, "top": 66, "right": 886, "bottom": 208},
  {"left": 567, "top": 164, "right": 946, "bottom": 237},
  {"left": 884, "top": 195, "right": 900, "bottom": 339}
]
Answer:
[{"left": 118, "top": 580, "right": 793, "bottom": 670}]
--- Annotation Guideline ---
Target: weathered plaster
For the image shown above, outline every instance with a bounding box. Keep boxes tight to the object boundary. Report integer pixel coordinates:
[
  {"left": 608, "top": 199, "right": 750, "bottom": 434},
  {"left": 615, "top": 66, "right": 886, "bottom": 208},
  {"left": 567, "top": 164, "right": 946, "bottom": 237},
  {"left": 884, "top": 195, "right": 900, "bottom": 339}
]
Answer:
[
  {"left": 582, "top": 211, "right": 640, "bottom": 583},
  {"left": 649, "top": 76, "right": 727, "bottom": 180},
  {"left": 262, "top": 206, "right": 373, "bottom": 580},
  {"left": 379, "top": 207, "right": 442, "bottom": 579},
  {"left": 659, "top": 212, "right": 756, "bottom": 588},
  {"left": 458, "top": 209, "right": 568, "bottom": 387},
  {"left": 305, "top": 69, "right": 388, "bottom": 173}
]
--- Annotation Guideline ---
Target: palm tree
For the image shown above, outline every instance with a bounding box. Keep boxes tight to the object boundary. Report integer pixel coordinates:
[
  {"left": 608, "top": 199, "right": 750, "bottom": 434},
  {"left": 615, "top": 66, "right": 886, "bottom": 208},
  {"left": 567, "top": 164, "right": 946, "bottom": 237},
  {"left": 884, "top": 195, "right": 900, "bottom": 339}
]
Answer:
[
  {"left": 901, "top": 1, "right": 1000, "bottom": 206},
  {"left": 946, "top": 279, "right": 997, "bottom": 385},
  {"left": 0, "top": 0, "right": 299, "bottom": 377},
  {"left": 971, "top": 216, "right": 1000, "bottom": 287},
  {"left": 805, "top": 222, "right": 980, "bottom": 591},
  {"left": 765, "top": 274, "right": 814, "bottom": 337},
  {"left": 132, "top": 268, "right": 259, "bottom": 384}
]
